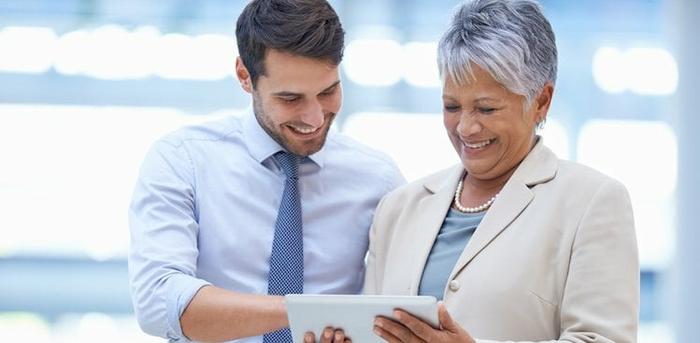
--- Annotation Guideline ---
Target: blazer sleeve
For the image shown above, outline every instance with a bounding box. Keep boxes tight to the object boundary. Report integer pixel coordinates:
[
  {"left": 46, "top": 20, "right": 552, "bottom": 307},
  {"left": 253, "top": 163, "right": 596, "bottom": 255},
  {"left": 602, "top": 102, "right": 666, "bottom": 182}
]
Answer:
[
  {"left": 477, "top": 178, "right": 639, "bottom": 343},
  {"left": 363, "top": 194, "right": 392, "bottom": 295}
]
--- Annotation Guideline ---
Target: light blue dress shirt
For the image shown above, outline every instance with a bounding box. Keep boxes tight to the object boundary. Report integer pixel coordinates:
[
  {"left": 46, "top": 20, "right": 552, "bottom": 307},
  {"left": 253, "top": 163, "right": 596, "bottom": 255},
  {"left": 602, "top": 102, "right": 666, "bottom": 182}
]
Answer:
[
  {"left": 418, "top": 208, "right": 484, "bottom": 300},
  {"left": 128, "top": 111, "right": 404, "bottom": 342}
]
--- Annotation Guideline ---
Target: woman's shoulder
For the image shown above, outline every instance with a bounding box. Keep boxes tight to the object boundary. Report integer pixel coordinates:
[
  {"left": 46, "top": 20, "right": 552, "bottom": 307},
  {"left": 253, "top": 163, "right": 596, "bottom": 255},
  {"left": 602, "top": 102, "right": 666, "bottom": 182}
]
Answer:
[
  {"left": 555, "top": 159, "right": 625, "bottom": 188},
  {"left": 383, "top": 164, "right": 461, "bottom": 201},
  {"left": 546, "top": 159, "right": 631, "bottom": 208}
]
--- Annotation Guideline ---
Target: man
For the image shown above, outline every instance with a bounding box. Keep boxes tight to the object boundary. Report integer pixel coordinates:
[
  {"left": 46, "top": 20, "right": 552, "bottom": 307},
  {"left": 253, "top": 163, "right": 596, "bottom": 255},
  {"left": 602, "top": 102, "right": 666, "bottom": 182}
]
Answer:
[{"left": 128, "top": 0, "right": 404, "bottom": 342}]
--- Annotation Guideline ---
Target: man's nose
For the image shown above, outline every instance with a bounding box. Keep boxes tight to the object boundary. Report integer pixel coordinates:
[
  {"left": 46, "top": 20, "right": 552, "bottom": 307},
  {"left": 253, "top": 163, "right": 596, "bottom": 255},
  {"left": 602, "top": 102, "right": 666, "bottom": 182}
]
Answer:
[{"left": 299, "top": 100, "right": 325, "bottom": 128}]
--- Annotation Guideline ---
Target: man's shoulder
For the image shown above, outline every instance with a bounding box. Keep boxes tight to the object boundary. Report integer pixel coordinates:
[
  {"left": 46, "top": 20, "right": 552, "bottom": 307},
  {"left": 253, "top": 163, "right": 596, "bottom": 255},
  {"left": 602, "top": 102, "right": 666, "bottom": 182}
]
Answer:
[
  {"left": 157, "top": 115, "right": 244, "bottom": 148},
  {"left": 325, "top": 131, "right": 397, "bottom": 167},
  {"left": 322, "top": 131, "right": 405, "bottom": 190}
]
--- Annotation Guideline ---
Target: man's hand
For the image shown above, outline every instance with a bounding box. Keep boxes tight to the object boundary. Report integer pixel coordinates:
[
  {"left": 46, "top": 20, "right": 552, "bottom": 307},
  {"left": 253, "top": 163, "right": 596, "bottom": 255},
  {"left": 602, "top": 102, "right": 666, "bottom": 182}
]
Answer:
[{"left": 304, "top": 327, "right": 352, "bottom": 343}]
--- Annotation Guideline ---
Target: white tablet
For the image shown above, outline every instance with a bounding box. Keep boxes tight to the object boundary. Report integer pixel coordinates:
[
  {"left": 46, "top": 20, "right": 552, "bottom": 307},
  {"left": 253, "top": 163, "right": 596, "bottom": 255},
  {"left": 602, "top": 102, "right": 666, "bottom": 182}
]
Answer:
[{"left": 285, "top": 294, "right": 439, "bottom": 343}]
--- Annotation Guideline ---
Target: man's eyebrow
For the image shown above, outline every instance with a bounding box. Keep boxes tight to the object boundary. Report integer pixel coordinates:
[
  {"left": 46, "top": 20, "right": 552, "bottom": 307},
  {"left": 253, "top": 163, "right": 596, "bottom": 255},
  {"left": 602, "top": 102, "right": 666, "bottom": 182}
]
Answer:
[
  {"left": 272, "top": 91, "right": 302, "bottom": 97},
  {"left": 271, "top": 80, "right": 341, "bottom": 97},
  {"left": 320, "top": 80, "right": 341, "bottom": 93}
]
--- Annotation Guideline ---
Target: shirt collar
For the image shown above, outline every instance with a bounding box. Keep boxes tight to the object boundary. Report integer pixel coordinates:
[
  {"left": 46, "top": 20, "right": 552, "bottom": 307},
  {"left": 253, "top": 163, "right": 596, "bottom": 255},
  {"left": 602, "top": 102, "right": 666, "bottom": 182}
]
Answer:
[{"left": 242, "top": 107, "right": 328, "bottom": 168}]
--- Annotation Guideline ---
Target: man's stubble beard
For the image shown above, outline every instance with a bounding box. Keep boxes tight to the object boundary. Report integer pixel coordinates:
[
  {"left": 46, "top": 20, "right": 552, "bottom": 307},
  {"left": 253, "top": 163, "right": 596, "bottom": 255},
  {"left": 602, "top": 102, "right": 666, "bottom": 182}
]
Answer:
[{"left": 252, "top": 93, "right": 334, "bottom": 157}]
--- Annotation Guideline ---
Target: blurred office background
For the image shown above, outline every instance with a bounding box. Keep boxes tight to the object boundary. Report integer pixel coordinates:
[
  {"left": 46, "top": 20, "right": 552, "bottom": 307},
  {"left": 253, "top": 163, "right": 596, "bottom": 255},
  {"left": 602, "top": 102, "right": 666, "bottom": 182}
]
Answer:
[{"left": 1, "top": 0, "right": 697, "bottom": 342}]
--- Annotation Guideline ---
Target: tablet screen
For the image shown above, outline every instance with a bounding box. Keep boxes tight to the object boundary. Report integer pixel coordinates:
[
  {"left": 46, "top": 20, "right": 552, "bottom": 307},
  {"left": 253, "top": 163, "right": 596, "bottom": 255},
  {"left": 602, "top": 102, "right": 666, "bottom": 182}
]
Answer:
[{"left": 286, "top": 294, "right": 438, "bottom": 343}]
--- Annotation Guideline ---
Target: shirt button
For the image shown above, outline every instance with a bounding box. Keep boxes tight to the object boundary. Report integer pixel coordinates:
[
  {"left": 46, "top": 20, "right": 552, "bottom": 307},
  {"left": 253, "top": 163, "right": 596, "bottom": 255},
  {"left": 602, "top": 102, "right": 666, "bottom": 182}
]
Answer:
[{"left": 448, "top": 280, "right": 460, "bottom": 291}]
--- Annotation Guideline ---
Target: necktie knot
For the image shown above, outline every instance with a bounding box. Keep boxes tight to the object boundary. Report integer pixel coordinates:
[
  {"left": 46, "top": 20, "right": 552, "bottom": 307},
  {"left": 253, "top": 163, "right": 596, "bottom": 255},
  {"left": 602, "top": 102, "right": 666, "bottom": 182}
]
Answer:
[{"left": 274, "top": 151, "right": 299, "bottom": 179}]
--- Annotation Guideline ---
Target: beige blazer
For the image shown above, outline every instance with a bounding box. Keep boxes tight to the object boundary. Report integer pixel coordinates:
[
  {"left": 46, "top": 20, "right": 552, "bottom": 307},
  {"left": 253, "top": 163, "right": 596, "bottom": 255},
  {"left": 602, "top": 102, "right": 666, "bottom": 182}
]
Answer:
[{"left": 364, "top": 140, "right": 639, "bottom": 343}]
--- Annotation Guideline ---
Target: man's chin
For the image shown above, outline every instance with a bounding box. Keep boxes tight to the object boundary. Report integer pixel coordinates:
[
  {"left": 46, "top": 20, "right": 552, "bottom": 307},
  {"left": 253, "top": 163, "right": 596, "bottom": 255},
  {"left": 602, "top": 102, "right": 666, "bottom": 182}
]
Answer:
[
  {"left": 284, "top": 137, "right": 327, "bottom": 157},
  {"left": 286, "top": 143, "right": 323, "bottom": 157}
]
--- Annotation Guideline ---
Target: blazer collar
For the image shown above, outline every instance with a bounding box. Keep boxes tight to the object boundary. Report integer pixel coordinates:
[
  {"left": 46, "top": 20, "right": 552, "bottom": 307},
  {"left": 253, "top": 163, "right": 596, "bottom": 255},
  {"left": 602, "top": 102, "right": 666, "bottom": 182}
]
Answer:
[{"left": 410, "top": 138, "right": 559, "bottom": 292}]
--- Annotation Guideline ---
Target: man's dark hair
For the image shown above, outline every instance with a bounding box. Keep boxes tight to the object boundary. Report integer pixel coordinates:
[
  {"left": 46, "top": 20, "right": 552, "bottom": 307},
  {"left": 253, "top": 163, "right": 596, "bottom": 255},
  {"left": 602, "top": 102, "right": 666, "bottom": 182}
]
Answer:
[{"left": 236, "top": 0, "right": 345, "bottom": 87}]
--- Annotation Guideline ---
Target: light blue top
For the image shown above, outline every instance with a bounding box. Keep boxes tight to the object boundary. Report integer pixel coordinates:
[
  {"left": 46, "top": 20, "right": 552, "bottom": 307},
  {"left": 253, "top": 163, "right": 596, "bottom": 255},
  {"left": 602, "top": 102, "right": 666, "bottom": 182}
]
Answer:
[
  {"left": 128, "top": 110, "right": 404, "bottom": 342},
  {"left": 418, "top": 208, "right": 485, "bottom": 300}
]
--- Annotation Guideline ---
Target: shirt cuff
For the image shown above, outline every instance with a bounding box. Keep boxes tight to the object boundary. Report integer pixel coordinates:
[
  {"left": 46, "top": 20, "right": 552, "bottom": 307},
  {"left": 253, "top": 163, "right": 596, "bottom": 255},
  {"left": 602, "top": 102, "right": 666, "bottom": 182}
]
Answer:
[{"left": 166, "top": 274, "right": 212, "bottom": 341}]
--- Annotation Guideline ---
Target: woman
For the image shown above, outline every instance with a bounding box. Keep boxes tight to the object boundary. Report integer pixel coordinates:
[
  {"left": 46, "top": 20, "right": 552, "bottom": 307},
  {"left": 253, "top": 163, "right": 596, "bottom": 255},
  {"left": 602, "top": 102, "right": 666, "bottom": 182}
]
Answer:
[
  {"left": 361, "top": 0, "right": 639, "bottom": 342},
  {"left": 307, "top": 0, "right": 638, "bottom": 342}
]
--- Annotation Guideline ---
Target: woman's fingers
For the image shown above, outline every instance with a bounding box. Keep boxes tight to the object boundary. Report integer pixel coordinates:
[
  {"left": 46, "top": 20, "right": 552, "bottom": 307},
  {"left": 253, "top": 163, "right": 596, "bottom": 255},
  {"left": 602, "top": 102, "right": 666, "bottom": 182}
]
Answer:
[
  {"left": 437, "top": 302, "right": 459, "bottom": 333},
  {"left": 374, "top": 324, "right": 404, "bottom": 343},
  {"left": 393, "top": 309, "right": 436, "bottom": 341},
  {"left": 375, "top": 316, "right": 423, "bottom": 342}
]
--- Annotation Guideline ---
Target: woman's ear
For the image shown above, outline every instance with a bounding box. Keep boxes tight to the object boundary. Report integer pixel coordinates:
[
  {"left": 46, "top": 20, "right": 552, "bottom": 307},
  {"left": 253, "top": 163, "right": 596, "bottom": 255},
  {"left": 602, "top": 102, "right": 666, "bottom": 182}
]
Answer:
[
  {"left": 534, "top": 82, "right": 554, "bottom": 124},
  {"left": 235, "top": 57, "right": 253, "bottom": 93}
]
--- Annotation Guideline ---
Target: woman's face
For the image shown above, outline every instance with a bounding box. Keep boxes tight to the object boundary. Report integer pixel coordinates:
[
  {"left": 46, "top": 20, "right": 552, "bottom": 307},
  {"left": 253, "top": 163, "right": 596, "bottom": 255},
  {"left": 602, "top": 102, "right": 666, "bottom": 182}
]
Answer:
[{"left": 442, "top": 64, "right": 552, "bottom": 181}]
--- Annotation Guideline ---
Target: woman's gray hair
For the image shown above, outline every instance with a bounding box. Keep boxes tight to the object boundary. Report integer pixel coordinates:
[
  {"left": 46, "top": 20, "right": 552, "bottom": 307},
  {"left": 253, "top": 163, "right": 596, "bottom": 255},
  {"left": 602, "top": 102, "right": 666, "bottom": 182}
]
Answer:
[{"left": 438, "top": 0, "right": 557, "bottom": 106}]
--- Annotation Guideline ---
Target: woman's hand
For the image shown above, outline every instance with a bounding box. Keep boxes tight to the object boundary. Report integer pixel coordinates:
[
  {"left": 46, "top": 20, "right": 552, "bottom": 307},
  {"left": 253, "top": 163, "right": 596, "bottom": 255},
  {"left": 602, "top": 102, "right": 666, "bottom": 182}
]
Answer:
[
  {"left": 304, "top": 327, "right": 352, "bottom": 343},
  {"left": 373, "top": 302, "right": 476, "bottom": 343}
]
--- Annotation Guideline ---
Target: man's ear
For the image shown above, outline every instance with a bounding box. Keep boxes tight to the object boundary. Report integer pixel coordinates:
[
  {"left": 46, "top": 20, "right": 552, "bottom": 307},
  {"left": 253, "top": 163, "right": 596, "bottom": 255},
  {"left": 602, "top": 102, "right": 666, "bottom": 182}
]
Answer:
[{"left": 235, "top": 57, "right": 253, "bottom": 93}]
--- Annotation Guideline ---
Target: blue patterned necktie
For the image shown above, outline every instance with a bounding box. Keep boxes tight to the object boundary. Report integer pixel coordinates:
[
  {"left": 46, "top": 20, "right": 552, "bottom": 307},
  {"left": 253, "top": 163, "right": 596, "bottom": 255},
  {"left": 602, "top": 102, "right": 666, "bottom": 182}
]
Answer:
[{"left": 263, "top": 151, "right": 304, "bottom": 343}]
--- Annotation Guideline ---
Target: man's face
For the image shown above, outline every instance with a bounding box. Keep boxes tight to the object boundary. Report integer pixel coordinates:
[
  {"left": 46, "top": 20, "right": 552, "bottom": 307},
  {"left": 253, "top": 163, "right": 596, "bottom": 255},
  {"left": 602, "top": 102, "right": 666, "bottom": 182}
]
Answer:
[{"left": 238, "top": 49, "right": 342, "bottom": 157}]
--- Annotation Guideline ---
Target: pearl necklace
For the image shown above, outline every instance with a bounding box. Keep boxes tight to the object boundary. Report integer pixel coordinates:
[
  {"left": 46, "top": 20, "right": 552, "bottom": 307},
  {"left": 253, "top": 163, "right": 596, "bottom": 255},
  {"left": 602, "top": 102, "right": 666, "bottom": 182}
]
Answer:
[{"left": 454, "top": 179, "right": 498, "bottom": 213}]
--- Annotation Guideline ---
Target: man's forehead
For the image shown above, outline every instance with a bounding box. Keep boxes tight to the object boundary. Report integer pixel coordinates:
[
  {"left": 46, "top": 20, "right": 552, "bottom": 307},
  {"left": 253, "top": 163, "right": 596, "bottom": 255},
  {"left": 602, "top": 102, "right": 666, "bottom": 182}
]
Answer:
[{"left": 258, "top": 51, "right": 341, "bottom": 93}]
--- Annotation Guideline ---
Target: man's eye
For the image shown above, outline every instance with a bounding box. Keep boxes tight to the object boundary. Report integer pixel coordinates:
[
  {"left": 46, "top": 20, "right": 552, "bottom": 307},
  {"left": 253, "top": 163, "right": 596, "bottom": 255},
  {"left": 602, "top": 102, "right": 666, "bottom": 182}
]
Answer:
[{"left": 281, "top": 97, "right": 299, "bottom": 103}]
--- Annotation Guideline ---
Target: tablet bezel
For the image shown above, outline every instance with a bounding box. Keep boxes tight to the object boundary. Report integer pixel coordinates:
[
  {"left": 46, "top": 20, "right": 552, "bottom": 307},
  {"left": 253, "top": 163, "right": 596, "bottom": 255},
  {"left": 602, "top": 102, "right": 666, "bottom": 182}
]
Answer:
[{"left": 285, "top": 294, "right": 439, "bottom": 343}]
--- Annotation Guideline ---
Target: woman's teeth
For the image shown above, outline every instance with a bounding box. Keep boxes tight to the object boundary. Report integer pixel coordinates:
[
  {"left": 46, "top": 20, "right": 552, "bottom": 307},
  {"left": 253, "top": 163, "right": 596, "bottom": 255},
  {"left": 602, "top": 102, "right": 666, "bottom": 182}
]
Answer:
[{"left": 464, "top": 139, "right": 494, "bottom": 149}]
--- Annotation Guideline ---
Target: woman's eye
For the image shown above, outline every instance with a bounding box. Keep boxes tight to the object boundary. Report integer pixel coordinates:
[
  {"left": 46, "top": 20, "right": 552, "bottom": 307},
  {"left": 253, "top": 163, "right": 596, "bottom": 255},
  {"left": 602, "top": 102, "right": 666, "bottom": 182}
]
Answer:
[
  {"left": 444, "top": 105, "right": 461, "bottom": 113},
  {"left": 478, "top": 107, "right": 496, "bottom": 114}
]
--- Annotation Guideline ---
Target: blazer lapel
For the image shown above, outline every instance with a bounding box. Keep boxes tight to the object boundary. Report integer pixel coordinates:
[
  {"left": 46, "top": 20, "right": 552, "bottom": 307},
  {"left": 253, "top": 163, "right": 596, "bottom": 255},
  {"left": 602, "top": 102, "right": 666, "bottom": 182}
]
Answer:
[
  {"left": 447, "top": 139, "right": 559, "bottom": 281},
  {"left": 447, "top": 179, "right": 533, "bottom": 282},
  {"left": 408, "top": 165, "right": 464, "bottom": 295}
]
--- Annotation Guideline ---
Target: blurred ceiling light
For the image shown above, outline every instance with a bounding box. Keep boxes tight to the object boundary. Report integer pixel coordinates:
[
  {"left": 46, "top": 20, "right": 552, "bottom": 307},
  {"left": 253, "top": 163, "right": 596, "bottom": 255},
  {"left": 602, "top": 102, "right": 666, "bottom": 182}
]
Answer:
[
  {"left": 578, "top": 119, "right": 677, "bottom": 197},
  {"left": 402, "top": 41, "right": 441, "bottom": 88},
  {"left": 341, "top": 111, "right": 458, "bottom": 181},
  {"left": 191, "top": 34, "right": 237, "bottom": 80},
  {"left": 88, "top": 25, "right": 154, "bottom": 80},
  {"left": 153, "top": 33, "right": 193, "bottom": 79},
  {"left": 592, "top": 47, "right": 627, "bottom": 94},
  {"left": 592, "top": 46, "right": 678, "bottom": 96},
  {"left": 55, "top": 25, "right": 160, "bottom": 80},
  {"left": 539, "top": 119, "right": 570, "bottom": 160},
  {"left": 0, "top": 26, "right": 57, "bottom": 74},
  {"left": 154, "top": 32, "right": 236, "bottom": 81},
  {"left": 3, "top": 24, "right": 237, "bottom": 81},
  {"left": 577, "top": 119, "right": 678, "bottom": 268},
  {"left": 343, "top": 39, "right": 402, "bottom": 86},
  {"left": 54, "top": 29, "right": 91, "bottom": 76},
  {"left": 625, "top": 48, "right": 678, "bottom": 95}
]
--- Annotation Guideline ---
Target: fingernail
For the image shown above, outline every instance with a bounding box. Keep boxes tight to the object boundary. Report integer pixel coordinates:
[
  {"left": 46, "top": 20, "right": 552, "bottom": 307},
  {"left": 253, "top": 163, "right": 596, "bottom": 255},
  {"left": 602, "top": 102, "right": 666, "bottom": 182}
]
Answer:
[
  {"left": 335, "top": 332, "right": 342, "bottom": 341},
  {"left": 393, "top": 310, "right": 401, "bottom": 319},
  {"left": 324, "top": 329, "right": 332, "bottom": 338},
  {"left": 373, "top": 326, "right": 382, "bottom": 335},
  {"left": 374, "top": 319, "right": 382, "bottom": 327}
]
